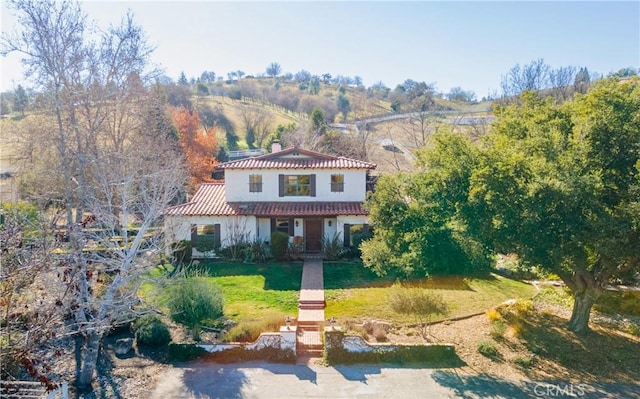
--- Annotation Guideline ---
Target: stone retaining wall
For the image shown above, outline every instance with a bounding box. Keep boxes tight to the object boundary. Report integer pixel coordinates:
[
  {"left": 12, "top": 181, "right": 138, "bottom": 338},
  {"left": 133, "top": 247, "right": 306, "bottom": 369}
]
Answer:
[
  {"left": 198, "top": 326, "right": 298, "bottom": 354},
  {"left": 325, "top": 327, "right": 455, "bottom": 357}
]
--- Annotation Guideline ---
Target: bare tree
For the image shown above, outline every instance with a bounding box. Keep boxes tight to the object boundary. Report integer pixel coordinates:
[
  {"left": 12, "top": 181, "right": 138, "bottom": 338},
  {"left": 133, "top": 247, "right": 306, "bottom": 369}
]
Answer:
[
  {"left": 2, "top": 0, "right": 187, "bottom": 391},
  {"left": 549, "top": 65, "right": 577, "bottom": 102},
  {"left": 0, "top": 205, "right": 65, "bottom": 387},
  {"left": 500, "top": 58, "right": 551, "bottom": 97},
  {"left": 402, "top": 106, "right": 445, "bottom": 149},
  {"left": 240, "top": 106, "right": 272, "bottom": 148},
  {"left": 2, "top": 0, "right": 88, "bottom": 227},
  {"left": 265, "top": 62, "right": 282, "bottom": 78},
  {"left": 222, "top": 216, "right": 250, "bottom": 260},
  {"left": 70, "top": 137, "right": 185, "bottom": 389}
]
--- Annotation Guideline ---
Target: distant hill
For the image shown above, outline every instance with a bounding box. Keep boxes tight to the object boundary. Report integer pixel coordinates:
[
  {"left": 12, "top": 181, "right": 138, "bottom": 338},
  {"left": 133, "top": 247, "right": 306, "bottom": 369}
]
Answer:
[{"left": 184, "top": 78, "right": 494, "bottom": 173}]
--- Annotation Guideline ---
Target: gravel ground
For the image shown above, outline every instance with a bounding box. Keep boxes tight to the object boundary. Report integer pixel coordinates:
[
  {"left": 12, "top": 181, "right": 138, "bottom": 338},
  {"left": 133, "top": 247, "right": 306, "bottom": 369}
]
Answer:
[{"left": 39, "top": 302, "right": 639, "bottom": 398}]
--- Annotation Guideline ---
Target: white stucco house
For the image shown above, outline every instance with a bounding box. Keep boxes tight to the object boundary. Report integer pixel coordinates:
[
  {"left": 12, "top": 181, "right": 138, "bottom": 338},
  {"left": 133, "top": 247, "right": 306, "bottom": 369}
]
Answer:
[{"left": 164, "top": 143, "right": 376, "bottom": 257}]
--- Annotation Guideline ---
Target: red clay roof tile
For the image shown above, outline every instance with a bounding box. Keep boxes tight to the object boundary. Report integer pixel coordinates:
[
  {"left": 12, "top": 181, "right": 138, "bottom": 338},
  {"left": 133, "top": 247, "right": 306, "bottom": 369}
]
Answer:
[
  {"left": 215, "top": 147, "right": 376, "bottom": 170},
  {"left": 165, "top": 183, "right": 369, "bottom": 217}
]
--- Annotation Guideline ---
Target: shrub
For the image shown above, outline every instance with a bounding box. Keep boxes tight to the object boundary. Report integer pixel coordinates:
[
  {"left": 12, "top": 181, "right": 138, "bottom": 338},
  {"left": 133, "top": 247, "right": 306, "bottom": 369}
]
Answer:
[
  {"left": 218, "top": 242, "right": 250, "bottom": 261},
  {"left": 510, "top": 320, "right": 526, "bottom": 337},
  {"left": 490, "top": 319, "right": 507, "bottom": 340},
  {"left": 388, "top": 285, "right": 449, "bottom": 339},
  {"left": 513, "top": 299, "right": 534, "bottom": 316},
  {"left": 167, "top": 278, "right": 224, "bottom": 341},
  {"left": 270, "top": 232, "right": 289, "bottom": 261},
  {"left": 224, "top": 312, "right": 284, "bottom": 342},
  {"left": 286, "top": 240, "right": 304, "bottom": 261},
  {"left": 321, "top": 233, "right": 344, "bottom": 261},
  {"left": 211, "top": 346, "right": 295, "bottom": 364},
  {"left": 134, "top": 315, "right": 171, "bottom": 347},
  {"left": 168, "top": 343, "right": 206, "bottom": 362},
  {"left": 594, "top": 291, "right": 640, "bottom": 316},
  {"left": 350, "top": 227, "right": 373, "bottom": 257},
  {"left": 626, "top": 323, "right": 640, "bottom": 337},
  {"left": 243, "top": 239, "right": 268, "bottom": 263},
  {"left": 477, "top": 340, "right": 498, "bottom": 358},
  {"left": 134, "top": 314, "right": 161, "bottom": 330},
  {"left": 486, "top": 308, "right": 502, "bottom": 322},
  {"left": 513, "top": 355, "right": 534, "bottom": 369},
  {"left": 194, "top": 235, "right": 218, "bottom": 254},
  {"left": 323, "top": 334, "right": 458, "bottom": 366}
]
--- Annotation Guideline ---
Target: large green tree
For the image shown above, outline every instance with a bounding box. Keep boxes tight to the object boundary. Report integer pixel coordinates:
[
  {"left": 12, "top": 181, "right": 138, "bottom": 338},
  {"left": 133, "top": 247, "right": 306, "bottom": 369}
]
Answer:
[
  {"left": 363, "top": 78, "right": 639, "bottom": 333},
  {"left": 467, "top": 78, "right": 640, "bottom": 333},
  {"left": 361, "top": 131, "right": 491, "bottom": 277}
]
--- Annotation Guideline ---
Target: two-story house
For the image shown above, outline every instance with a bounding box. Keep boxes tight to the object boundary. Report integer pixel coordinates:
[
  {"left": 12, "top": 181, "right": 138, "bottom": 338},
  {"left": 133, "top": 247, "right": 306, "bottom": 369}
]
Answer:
[{"left": 164, "top": 142, "right": 376, "bottom": 257}]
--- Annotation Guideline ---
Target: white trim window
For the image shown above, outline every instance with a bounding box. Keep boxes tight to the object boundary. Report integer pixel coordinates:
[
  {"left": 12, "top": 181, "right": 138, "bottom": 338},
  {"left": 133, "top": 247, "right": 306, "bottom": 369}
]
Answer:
[
  {"left": 331, "top": 174, "right": 344, "bottom": 192},
  {"left": 249, "top": 174, "right": 263, "bottom": 193}
]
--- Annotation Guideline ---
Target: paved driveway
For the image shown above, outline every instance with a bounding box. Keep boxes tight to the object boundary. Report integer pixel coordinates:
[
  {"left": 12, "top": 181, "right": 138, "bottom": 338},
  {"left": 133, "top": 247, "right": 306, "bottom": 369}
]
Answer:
[{"left": 147, "top": 361, "right": 640, "bottom": 399}]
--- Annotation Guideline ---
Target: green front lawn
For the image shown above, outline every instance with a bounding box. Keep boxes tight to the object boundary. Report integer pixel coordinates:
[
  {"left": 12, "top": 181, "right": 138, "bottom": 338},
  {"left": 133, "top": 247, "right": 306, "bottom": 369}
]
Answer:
[
  {"left": 324, "top": 262, "right": 538, "bottom": 324},
  {"left": 140, "top": 261, "right": 537, "bottom": 326},
  {"left": 140, "top": 261, "right": 303, "bottom": 323},
  {"left": 212, "top": 263, "right": 302, "bottom": 320}
]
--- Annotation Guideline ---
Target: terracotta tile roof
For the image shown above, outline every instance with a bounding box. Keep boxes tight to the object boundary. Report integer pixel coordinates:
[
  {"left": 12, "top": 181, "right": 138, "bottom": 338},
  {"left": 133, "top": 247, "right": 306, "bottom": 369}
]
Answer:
[
  {"left": 237, "top": 201, "right": 369, "bottom": 216},
  {"left": 165, "top": 183, "right": 235, "bottom": 216},
  {"left": 165, "top": 183, "right": 369, "bottom": 217},
  {"left": 215, "top": 147, "right": 376, "bottom": 170}
]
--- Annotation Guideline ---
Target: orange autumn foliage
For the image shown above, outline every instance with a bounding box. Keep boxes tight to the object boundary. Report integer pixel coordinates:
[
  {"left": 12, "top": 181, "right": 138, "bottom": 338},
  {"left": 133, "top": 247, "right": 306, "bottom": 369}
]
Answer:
[{"left": 171, "top": 107, "right": 219, "bottom": 187}]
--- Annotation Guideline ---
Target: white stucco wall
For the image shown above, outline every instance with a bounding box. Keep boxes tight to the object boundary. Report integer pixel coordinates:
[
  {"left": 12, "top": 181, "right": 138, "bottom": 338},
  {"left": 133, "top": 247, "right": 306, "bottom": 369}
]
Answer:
[
  {"left": 293, "top": 218, "right": 304, "bottom": 238},
  {"left": 324, "top": 217, "right": 337, "bottom": 239},
  {"left": 164, "top": 215, "right": 257, "bottom": 256},
  {"left": 224, "top": 169, "right": 368, "bottom": 202},
  {"left": 257, "top": 218, "right": 271, "bottom": 242}
]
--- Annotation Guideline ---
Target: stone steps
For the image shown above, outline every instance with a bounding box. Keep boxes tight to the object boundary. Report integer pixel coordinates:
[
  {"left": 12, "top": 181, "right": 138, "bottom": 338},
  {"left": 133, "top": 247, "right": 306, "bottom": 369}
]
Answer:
[
  {"left": 298, "top": 299, "right": 326, "bottom": 309},
  {"left": 297, "top": 328, "right": 323, "bottom": 356}
]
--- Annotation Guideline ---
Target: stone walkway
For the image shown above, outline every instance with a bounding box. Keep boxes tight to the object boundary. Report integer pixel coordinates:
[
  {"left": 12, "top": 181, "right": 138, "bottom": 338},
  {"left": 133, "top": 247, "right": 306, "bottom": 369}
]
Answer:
[{"left": 297, "top": 257, "right": 326, "bottom": 323}]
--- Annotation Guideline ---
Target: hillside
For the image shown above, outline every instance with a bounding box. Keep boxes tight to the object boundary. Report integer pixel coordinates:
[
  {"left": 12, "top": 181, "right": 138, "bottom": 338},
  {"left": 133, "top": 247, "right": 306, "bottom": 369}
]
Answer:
[
  {"left": 0, "top": 78, "right": 494, "bottom": 203},
  {"left": 187, "top": 78, "right": 494, "bottom": 173}
]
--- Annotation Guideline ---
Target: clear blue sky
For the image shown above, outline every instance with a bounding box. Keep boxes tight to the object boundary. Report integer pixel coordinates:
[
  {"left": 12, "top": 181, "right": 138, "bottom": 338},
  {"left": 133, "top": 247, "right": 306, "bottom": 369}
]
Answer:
[{"left": 1, "top": 1, "right": 639, "bottom": 97}]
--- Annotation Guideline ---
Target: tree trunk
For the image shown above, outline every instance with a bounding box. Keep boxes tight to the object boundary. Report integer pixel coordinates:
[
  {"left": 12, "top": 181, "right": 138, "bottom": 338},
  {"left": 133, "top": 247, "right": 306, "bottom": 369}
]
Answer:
[
  {"left": 567, "top": 288, "right": 600, "bottom": 333},
  {"left": 76, "top": 331, "right": 101, "bottom": 392}
]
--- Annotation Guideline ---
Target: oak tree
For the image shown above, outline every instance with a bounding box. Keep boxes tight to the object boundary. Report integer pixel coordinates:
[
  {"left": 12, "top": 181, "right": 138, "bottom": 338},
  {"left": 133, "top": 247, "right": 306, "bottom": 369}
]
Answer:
[{"left": 468, "top": 79, "right": 640, "bottom": 332}]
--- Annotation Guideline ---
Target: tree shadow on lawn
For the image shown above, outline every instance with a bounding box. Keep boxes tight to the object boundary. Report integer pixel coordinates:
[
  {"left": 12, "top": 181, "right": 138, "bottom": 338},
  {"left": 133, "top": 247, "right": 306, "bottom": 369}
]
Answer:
[
  {"left": 519, "top": 311, "right": 640, "bottom": 384},
  {"left": 398, "top": 275, "right": 479, "bottom": 291},
  {"left": 323, "top": 262, "right": 397, "bottom": 289}
]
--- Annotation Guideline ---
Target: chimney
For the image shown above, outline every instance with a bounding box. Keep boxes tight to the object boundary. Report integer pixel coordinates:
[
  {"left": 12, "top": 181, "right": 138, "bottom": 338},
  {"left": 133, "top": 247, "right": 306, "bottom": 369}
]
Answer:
[{"left": 271, "top": 140, "right": 282, "bottom": 153}]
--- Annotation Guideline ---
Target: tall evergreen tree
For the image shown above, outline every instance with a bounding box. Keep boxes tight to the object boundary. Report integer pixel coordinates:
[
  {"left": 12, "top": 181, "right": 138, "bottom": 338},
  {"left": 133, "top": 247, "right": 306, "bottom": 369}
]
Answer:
[{"left": 13, "top": 84, "right": 28, "bottom": 115}]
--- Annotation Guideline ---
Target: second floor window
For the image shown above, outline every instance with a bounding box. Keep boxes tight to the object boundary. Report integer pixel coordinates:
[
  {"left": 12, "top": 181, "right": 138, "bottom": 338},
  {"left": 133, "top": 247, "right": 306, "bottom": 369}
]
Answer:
[
  {"left": 284, "top": 175, "right": 310, "bottom": 196},
  {"left": 279, "top": 174, "right": 316, "bottom": 197},
  {"left": 249, "top": 174, "right": 262, "bottom": 192},
  {"left": 331, "top": 174, "right": 344, "bottom": 192}
]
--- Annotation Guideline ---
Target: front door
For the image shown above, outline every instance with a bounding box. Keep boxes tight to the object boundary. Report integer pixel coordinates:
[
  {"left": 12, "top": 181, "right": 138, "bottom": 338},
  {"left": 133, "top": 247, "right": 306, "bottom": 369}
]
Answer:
[{"left": 305, "top": 219, "right": 323, "bottom": 252}]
